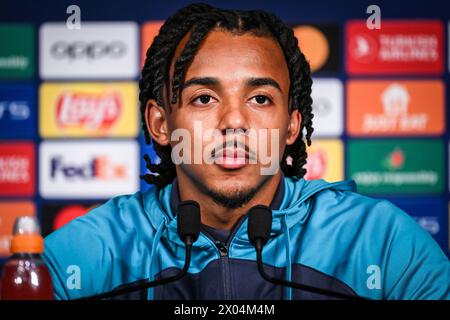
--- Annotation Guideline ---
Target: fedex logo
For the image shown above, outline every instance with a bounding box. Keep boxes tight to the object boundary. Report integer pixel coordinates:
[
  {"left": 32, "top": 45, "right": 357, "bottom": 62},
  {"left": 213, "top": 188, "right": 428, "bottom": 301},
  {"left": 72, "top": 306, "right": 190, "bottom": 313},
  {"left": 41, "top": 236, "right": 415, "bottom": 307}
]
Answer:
[
  {"left": 39, "top": 141, "right": 139, "bottom": 199},
  {"left": 50, "top": 155, "right": 126, "bottom": 180}
]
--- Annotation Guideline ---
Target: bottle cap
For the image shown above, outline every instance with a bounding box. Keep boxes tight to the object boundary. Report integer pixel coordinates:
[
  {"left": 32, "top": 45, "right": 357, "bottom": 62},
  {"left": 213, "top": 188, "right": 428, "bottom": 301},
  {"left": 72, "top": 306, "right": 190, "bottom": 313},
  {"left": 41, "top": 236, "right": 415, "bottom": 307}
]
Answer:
[{"left": 10, "top": 216, "right": 44, "bottom": 254}]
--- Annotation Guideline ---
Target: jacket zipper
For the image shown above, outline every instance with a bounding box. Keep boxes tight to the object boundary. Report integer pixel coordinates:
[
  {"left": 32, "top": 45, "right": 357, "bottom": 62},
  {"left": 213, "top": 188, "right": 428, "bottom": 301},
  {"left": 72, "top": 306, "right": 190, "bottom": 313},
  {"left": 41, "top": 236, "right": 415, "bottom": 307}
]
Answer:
[
  {"left": 200, "top": 216, "right": 248, "bottom": 300},
  {"left": 215, "top": 240, "right": 231, "bottom": 299}
]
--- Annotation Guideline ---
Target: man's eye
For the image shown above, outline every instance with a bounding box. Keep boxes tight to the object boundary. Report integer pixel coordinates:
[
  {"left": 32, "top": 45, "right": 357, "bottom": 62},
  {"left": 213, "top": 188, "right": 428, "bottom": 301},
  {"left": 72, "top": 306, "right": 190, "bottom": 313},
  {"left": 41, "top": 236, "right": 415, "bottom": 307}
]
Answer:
[
  {"left": 192, "top": 95, "right": 213, "bottom": 105},
  {"left": 251, "top": 95, "right": 271, "bottom": 105}
]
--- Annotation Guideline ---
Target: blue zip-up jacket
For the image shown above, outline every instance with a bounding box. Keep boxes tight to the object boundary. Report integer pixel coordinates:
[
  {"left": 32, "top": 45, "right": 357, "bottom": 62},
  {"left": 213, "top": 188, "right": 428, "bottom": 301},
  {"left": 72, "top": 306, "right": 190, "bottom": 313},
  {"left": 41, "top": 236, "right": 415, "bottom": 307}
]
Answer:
[{"left": 43, "top": 177, "right": 450, "bottom": 300}]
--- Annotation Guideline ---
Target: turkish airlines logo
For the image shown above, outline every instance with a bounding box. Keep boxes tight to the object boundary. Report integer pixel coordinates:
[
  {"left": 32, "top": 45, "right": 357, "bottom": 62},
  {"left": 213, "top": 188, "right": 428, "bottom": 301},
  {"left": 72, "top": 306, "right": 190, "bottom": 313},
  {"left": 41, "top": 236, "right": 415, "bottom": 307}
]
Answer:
[
  {"left": 51, "top": 41, "right": 126, "bottom": 60},
  {"left": 377, "top": 34, "right": 439, "bottom": 63},
  {"left": 346, "top": 20, "right": 443, "bottom": 74},
  {"left": 349, "top": 34, "right": 378, "bottom": 63},
  {"left": 350, "top": 32, "right": 438, "bottom": 63},
  {"left": 56, "top": 91, "right": 122, "bottom": 130}
]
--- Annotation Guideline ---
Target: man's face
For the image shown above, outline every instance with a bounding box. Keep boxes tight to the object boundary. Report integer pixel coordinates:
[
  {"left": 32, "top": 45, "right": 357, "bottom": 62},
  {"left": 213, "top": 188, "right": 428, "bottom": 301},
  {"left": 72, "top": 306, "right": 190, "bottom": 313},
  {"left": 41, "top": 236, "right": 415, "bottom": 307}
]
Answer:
[{"left": 148, "top": 29, "right": 300, "bottom": 207}]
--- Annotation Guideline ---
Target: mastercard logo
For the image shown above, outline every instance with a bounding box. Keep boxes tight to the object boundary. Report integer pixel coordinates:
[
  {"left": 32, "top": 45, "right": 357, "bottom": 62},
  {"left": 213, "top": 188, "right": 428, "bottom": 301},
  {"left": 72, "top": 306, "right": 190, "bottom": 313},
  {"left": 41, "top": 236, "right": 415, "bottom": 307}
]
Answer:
[
  {"left": 52, "top": 204, "right": 98, "bottom": 230},
  {"left": 141, "top": 21, "right": 164, "bottom": 67},
  {"left": 293, "top": 25, "right": 330, "bottom": 72}
]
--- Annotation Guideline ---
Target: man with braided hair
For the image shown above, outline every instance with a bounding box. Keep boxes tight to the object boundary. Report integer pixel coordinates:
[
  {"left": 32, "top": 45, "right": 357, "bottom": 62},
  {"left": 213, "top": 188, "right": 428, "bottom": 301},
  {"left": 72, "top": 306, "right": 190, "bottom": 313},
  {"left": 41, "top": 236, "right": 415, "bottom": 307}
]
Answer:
[{"left": 44, "top": 3, "right": 449, "bottom": 300}]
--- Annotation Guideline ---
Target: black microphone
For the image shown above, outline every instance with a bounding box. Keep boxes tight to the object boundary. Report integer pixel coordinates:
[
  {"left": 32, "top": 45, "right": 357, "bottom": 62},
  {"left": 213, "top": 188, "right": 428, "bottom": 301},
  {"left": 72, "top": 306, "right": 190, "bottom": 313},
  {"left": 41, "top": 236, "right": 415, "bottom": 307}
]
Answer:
[
  {"left": 247, "top": 205, "right": 369, "bottom": 300},
  {"left": 78, "top": 200, "right": 201, "bottom": 300}
]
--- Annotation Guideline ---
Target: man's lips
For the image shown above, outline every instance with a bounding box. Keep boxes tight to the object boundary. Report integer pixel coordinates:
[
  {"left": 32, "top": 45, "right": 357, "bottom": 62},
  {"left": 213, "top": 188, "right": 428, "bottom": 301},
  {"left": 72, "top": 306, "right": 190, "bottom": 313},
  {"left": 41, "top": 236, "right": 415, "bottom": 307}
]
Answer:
[{"left": 213, "top": 148, "right": 249, "bottom": 169}]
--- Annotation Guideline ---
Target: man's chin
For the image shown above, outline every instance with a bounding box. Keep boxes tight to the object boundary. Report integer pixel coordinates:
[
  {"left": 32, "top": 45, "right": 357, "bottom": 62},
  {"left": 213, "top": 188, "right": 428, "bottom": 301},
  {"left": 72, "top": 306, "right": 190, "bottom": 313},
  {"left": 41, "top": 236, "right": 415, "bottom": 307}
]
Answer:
[
  {"left": 204, "top": 185, "right": 260, "bottom": 209},
  {"left": 179, "top": 164, "right": 272, "bottom": 209}
]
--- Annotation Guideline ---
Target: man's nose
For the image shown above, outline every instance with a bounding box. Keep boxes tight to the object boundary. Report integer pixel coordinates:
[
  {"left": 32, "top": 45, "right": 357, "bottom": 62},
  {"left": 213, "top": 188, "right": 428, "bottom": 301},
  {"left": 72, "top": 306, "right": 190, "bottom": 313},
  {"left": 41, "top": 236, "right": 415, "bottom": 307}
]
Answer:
[{"left": 217, "top": 98, "right": 250, "bottom": 133}]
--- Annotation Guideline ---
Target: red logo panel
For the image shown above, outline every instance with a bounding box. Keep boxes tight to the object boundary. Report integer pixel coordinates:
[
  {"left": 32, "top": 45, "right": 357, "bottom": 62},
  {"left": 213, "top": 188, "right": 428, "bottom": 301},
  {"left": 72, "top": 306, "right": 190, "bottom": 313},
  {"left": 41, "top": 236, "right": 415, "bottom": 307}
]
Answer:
[
  {"left": 0, "top": 142, "right": 35, "bottom": 196},
  {"left": 346, "top": 20, "right": 444, "bottom": 74}
]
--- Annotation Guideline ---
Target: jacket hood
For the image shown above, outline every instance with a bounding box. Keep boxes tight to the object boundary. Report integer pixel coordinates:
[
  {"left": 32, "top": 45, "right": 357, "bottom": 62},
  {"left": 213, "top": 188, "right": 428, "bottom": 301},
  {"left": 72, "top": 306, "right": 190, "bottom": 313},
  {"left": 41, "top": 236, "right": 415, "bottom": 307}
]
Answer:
[{"left": 142, "top": 177, "right": 356, "bottom": 247}]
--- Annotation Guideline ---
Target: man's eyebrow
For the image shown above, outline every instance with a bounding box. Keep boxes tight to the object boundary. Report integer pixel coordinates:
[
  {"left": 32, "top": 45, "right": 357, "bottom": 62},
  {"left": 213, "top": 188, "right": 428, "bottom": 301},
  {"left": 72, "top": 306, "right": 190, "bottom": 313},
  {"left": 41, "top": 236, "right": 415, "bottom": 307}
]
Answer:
[
  {"left": 246, "top": 77, "right": 282, "bottom": 92},
  {"left": 182, "top": 76, "right": 283, "bottom": 92},
  {"left": 183, "top": 77, "right": 219, "bottom": 89}
]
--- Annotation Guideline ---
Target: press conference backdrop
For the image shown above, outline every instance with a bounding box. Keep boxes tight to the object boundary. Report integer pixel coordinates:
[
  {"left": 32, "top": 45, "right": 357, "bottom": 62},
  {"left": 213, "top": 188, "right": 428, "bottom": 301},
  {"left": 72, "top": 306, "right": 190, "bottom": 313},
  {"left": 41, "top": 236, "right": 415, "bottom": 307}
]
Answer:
[{"left": 0, "top": 0, "right": 449, "bottom": 267}]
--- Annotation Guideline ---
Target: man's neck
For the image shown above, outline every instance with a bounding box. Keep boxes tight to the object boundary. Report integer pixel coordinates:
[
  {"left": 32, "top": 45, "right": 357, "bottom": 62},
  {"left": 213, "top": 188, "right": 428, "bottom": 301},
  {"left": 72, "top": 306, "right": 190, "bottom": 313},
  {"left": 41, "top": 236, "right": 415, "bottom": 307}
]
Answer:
[{"left": 175, "top": 171, "right": 283, "bottom": 231}]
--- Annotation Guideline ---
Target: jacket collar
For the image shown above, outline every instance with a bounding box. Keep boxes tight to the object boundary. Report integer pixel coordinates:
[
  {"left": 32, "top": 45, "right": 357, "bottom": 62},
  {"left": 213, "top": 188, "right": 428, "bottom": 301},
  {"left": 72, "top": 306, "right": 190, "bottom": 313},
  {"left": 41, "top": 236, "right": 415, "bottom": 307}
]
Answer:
[
  {"left": 169, "top": 175, "right": 286, "bottom": 217},
  {"left": 142, "top": 176, "right": 356, "bottom": 247}
]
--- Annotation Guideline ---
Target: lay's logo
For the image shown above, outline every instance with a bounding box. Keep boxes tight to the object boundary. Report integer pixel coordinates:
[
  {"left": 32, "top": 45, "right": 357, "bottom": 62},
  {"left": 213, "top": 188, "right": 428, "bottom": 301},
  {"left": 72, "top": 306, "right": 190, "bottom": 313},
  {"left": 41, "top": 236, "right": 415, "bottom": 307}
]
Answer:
[
  {"left": 40, "top": 82, "right": 138, "bottom": 138},
  {"left": 55, "top": 91, "right": 121, "bottom": 131}
]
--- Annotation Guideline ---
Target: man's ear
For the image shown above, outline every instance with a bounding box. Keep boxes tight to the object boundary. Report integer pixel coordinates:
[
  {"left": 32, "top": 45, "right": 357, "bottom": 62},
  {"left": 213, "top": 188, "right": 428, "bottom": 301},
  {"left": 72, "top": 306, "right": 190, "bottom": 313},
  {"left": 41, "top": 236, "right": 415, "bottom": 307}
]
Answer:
[
  {"left": 144, "top": 99, "right": 170, "bottom": 146},
  {"left": 286, "top": 109, "right": 302, "bottom": 145}
]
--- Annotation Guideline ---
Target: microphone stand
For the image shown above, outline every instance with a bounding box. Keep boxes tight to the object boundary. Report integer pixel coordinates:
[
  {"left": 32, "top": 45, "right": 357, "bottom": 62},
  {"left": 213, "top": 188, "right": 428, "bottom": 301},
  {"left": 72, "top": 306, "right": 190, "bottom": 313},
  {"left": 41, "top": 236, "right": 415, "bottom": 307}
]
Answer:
[
  {"left": 254, "top": 239, "right": 369, "bottom": 300},
  {"left": 77, "top": 236, "right": 194, "bottom": 300}
]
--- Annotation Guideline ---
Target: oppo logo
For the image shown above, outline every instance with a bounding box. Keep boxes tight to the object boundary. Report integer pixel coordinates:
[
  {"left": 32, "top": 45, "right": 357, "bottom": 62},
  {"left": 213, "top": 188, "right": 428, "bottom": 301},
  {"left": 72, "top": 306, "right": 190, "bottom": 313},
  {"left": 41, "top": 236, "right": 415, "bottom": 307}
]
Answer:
[
  {"left": 50, "top": 41, "right": 127, "bottom": 60},
  {"left": 312, "top": 97, "right": 332, "bottom": 117}
]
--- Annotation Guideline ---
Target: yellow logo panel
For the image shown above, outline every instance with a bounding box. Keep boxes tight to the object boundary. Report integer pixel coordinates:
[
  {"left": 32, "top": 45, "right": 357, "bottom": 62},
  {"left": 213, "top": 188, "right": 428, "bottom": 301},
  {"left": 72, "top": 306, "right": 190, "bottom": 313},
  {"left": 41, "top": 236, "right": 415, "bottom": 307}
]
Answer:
[
  {"left": 304, "top": 139, "right": 344, "bottom": 182},
  {"left": 40, "top": 82, "right": 138, "bottom": 138}
]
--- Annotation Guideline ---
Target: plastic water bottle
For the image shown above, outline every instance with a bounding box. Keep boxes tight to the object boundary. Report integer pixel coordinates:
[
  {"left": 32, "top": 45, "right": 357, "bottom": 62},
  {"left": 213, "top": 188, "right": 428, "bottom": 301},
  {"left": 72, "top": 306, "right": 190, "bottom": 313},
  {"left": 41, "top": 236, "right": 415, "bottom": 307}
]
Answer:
[{"left": 0, "top": 216, "right": 54, "bottom": 300}]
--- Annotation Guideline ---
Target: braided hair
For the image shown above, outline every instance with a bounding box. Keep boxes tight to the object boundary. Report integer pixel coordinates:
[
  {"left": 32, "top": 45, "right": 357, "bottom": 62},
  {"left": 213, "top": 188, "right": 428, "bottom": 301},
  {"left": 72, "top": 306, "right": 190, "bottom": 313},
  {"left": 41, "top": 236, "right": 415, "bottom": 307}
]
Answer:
[{"left": 140, "top": 3, "right": 314, "bottom": 188}]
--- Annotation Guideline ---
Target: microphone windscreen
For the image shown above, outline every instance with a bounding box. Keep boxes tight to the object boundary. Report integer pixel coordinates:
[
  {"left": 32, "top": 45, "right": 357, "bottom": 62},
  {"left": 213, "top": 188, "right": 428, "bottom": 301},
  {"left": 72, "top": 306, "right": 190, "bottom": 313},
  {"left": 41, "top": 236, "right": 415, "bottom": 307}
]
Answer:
[
  {"left": 247, "top": 205, "right": 272, "bottom": 246},
  {"left": 177, "top": 200, "right": 201, "bottom": 242}
]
